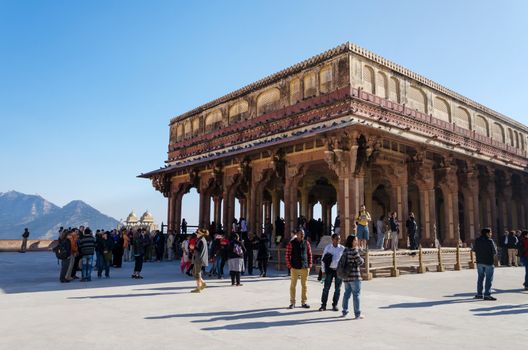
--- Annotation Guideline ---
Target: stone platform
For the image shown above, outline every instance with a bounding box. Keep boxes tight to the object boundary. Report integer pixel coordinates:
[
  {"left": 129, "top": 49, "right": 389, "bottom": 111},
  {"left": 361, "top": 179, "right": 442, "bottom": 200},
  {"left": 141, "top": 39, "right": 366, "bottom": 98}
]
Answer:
[{"left": 0, "top": 252, "right": 526, "bottom": 350}]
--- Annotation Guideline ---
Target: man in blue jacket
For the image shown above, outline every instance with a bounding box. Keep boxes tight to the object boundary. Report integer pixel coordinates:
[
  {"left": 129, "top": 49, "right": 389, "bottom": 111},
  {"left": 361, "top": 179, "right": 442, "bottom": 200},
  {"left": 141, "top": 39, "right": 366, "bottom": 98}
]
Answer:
[{"left": 473, "top": 228, "right": 497, "bottom": 300}]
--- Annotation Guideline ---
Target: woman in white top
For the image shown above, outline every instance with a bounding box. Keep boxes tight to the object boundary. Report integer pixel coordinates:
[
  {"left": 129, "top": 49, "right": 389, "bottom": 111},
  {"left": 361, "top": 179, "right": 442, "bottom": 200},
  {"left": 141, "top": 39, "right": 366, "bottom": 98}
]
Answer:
[{"left": 180, "top": 236, "right": 191, "bottom": 273}]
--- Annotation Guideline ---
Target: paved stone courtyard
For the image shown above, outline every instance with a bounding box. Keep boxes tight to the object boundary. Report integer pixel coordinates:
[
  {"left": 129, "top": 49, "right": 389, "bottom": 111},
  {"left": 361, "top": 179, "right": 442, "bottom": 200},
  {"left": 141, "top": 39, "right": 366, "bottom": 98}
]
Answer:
[{"left": 0, "top": 252, "right": 526, "bottom": 350}]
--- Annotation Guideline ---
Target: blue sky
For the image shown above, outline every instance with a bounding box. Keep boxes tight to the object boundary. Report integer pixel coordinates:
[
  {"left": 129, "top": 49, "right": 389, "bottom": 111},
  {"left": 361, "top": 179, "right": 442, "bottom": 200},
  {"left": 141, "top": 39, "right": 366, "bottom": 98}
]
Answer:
[{"left": 1, "top": 0, "right": 527, "bottom": 227}]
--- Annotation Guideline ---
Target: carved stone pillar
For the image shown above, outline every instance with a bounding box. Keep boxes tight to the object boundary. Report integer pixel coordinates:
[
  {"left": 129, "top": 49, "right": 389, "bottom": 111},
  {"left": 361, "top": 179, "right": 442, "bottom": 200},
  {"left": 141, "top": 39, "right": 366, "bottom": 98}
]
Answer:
[
  {"left": 198, "top": 190, "right": 207, "bottom": 229},
  {"left": 496, "top": 173, "right": 511, "bottom": 234},
  {"left": 418, "top": 185, "right": 436, "bottom": 247},
  {"left": 437, "top": 164, "right": 459, "bottom": 247},
  {"left": 486, "top": 172, "right": 498, "bottom": 235},
  {"left": 264, "top": 201, "right": 272, "bottom": 223},
  {"left": 173, "top": 192, "right": 183, "bottom": 234},
  {"left": 222, "top": 178, "right": 235, "bottom": 232},
  {"left": 213, "top": 195, "right": 222, "bottom": 226},
  {"left": 326, "top": 132, "right": 364, "bottom": 239},
  {"left": 389, "top": 165, "right": 408, "bottom": 247},
  {"left": 337, "top": 174, "right": 364, "bottom": 238},
  {"left": 326, "top": 202, "right": 334, "bottom": 235},
  {"left": 300, "top": 187, "right": 309, "bottom": 218},
  {"left": 461, "top": 165, "right": 480, "bottom": 245},
  {"left": 503, "top": 174, "right": 513, "bottom": 230},
  {"left": 284, "top": 165, "right": 303, "bottom": 239},
  {"left": 167, "top": 192, "right": 175, "bottom": 233},
  {"left": 412, "top": 160, "right": 436, "bottom": 247},
  {"left": 239, "top": 198, "right": 247, "bottom": 219},
  {"left": 271, "top": 190, "right": 280, "bottom": 238}
]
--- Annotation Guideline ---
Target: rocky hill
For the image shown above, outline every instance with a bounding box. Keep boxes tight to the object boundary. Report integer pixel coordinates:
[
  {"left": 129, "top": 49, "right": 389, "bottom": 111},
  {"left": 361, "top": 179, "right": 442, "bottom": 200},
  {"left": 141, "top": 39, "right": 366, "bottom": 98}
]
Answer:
[{"left": 0, "top": 191, "right": 120, "bottom": 239}]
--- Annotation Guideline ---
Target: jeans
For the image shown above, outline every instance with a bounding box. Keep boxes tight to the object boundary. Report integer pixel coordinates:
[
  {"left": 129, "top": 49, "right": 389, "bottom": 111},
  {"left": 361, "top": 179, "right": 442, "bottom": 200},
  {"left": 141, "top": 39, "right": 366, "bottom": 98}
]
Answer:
[
  {"left": 321, "top": 268, "right": 342, "bottom": 308},
  {"left": 342, "top": 280, "right": 361, "bottom": 317},
  {"left": 134, "top": 254, "right": 144, "bottom": 273},
  {"left": 215, "top": 256, "right": 223, "bottom": 277},
  {"left": 409, "top": 233, "right": 417, "bottom": 250},
  {"left": 376, "top": 233, "right": 384, "bottom": 249},
  {"left": 258, "top": 259, "right": 268, "bottom": 276},
  {"left": 60, "top": 257, "right": 71, "bottom": 282},
  {"left": 97, "top": 252, "right": 110, "bottom": 277},
  {"left": 521, "top": 256, "right": 528, "bottom": 288},
  {"left": 477, "top": 263, "right": 494, "bottom": 296},
  {"left": 81, "top": 255, "right": 94, "bottom": 280}
]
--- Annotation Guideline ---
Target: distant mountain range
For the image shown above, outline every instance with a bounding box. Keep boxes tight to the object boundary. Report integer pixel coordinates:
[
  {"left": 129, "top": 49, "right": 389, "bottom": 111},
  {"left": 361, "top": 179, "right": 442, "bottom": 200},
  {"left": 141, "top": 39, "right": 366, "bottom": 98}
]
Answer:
[{"left": 0, "top": 191, "right": 120, "bottom": 239}]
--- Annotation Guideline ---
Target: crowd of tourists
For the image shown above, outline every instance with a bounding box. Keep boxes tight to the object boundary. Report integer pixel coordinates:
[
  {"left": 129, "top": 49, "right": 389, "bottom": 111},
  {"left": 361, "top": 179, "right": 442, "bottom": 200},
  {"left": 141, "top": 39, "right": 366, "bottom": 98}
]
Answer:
[
  {"left": 53, "top": 226, "right": 176, "bottom": 282},
  {"left": 50, "top": 205, "right": 528, "bottom": 319}
]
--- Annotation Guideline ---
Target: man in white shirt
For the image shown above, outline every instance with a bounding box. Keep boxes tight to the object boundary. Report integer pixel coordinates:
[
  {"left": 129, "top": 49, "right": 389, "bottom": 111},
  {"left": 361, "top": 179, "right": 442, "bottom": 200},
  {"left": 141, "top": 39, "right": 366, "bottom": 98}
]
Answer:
[{"left": 319, "top": 233, "right": 345, "bottom": 311}]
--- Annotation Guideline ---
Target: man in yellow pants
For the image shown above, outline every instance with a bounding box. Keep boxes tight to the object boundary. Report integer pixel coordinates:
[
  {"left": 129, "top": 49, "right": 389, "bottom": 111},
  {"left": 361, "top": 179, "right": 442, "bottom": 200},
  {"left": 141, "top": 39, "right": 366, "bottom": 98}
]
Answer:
[{"left": 286, "top": 229, "right": 312, "bottom": 309}]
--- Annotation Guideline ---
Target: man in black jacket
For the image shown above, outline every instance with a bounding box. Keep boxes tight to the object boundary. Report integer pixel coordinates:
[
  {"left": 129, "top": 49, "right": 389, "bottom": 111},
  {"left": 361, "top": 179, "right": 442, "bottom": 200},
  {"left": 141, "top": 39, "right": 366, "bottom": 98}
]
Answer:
[
  {"left": 473, "top": 228, "right": 497, "bottom": 300},
  {"left": 406, "top": 213, "right": 418, "bottom": 252}
]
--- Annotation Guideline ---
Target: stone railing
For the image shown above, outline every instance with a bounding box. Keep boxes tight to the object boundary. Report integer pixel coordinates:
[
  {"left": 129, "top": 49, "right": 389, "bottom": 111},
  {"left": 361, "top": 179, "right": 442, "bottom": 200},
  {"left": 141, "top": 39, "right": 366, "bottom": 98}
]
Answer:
[
  {"left": 270, "top": 246, "right": 475, "bottom": 280},
  {"left": 0, "top": 239, "right": 55, "bottom": 252}
]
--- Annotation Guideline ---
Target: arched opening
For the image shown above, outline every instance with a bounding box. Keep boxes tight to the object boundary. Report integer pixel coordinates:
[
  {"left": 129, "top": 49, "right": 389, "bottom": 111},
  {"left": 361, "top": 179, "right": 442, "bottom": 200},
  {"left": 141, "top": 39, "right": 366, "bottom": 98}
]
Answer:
[
  {"left": 181, "top": 187, "right": 199, "bottom": 231},
  {"left": 372, "top": 184, "right": 391, "bottom": 222}
]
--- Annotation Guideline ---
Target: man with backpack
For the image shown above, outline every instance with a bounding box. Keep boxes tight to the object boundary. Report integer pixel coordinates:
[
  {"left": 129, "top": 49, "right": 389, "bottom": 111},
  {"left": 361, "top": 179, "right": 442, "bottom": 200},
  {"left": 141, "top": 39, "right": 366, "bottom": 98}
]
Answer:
[
  {"left": 78, "top": 227, "right": 96, "bottom": 282},
  {"left": 318, "top": 233, "right": 344, "bottom": 311},
  {"left": 55, "top": 230, "right": 72, "bottom": 282}
]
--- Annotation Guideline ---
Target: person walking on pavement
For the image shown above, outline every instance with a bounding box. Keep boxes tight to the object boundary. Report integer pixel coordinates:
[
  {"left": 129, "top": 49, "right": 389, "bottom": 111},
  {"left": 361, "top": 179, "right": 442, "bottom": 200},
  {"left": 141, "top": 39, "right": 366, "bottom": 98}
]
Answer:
[
  {"left": 286, "top": 228, "right": 312, "bottom": 309},
  {"left": 191, "top": 229, "right": 209, "bottom": 293}
]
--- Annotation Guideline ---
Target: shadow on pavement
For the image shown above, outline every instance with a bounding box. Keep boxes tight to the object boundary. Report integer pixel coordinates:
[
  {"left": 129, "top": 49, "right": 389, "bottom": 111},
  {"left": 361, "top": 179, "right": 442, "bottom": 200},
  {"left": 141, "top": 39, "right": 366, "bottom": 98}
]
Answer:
[
  {"left": 200, "top": 316, "right": 350, "bottom": 330},
  {"left": 145, "top": 307, "right": 284, "bottom": 320},
  {"left": 379, "top": 298, "right": 478, "bottom": 309},
  {"left": 192, "top": 309, "right": 315, "bottom": 323},
  {"left": 146, "top": 305, "right": 349, "bottom": 330},
  {"left": 471, "top": 303, "right": 528, "bottom": 317},
  {"left": 444, "top": 288, "right": 526, "bottom": 298},
  {"left": 68, "top": 292, "right": 183, "bottom": 299}
]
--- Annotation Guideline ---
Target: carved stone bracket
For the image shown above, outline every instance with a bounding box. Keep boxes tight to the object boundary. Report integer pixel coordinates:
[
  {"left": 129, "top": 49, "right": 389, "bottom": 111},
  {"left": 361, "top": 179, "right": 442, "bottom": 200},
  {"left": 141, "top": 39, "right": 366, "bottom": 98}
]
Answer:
[{"left": 152, "top": 174, "right": 171, "bottom": 198}]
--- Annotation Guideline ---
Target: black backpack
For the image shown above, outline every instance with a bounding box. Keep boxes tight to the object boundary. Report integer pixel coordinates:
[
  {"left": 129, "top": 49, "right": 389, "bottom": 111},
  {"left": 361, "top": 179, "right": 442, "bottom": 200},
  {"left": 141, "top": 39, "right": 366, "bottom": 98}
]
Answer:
[{"left": 53, "top": 240, "right": 69, "bottom": 260}]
